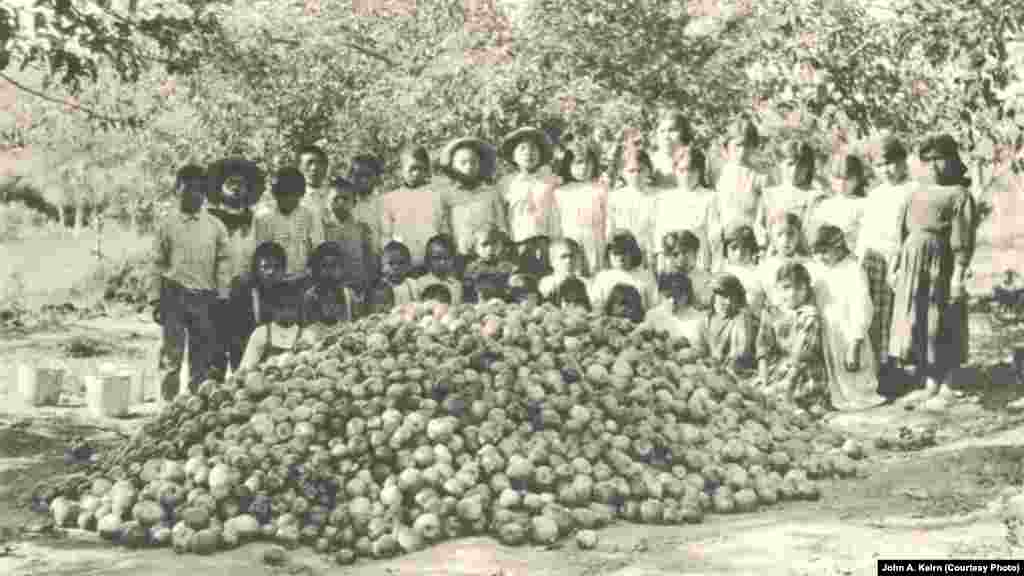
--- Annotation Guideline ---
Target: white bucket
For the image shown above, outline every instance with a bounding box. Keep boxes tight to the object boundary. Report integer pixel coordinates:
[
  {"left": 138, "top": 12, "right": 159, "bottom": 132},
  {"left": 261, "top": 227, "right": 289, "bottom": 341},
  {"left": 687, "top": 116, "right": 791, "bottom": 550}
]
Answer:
[
  {"left": 17, "top": 364, "right": 65, "bottom": 407},
  {"left": 85, "top": 363, "right": 133, "bottom": 418}
]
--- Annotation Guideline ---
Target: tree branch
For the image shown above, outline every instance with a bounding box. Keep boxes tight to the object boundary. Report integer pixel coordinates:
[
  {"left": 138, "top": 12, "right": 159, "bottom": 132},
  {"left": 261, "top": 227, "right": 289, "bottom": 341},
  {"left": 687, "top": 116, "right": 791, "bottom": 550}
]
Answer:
[{"left": 0, "top": 71, "right": 141, "bottom": 127}]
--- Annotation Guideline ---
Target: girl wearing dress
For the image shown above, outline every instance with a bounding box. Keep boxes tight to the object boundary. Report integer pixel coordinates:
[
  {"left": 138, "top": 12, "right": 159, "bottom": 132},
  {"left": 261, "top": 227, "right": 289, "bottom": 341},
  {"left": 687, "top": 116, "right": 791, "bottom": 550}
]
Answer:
[
  {"left": 762, "top": 141, "right": 823, "bottom": 230},
  {"left": 433, "top": 136, "right": 507, "bottom": 258},
  {"left": 714, "top": 117, "right": 774, "bottom": 260},
  {"left": 807, "top": 153, "right": 867, "bottom": 247},
  {"left": 660, "top": 230, "right": 715, "bottom": 310},
  {"left": 652, "top": 146, "right": 717, "bottom": 275},
  {"left": 589, "top": 230, "right": 660, "bottom": 312},
  {"left": 811, "top": 225, "right": 886, "bottom": 412},
  {"left": 499, "top": 127, "right": 563, "bottom": 243},
  {"left": 756, "top": 261, "right": 828, "bottom": 413},
  {"left": 554, "top": 139, "right": 607, "bottom": 275},
  {"left": 704, "top": 273, "right": 757, "bottom": 373},
  {"left": 890, "top": 135, "right": 977, "bottom": 410},
  {"left": 605, "top": 147, "right": 657, "bottom": 269}
]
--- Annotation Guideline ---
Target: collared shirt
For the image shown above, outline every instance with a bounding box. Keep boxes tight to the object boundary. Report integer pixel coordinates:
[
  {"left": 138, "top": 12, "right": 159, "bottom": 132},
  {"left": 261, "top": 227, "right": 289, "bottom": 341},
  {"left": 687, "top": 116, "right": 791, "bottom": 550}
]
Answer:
[
  {"left": 253, "top": 204, "right": 324, "bottom": 276},
  {"left": 150, "top": 209, "right": 231, "bottom": 301},
  {"left": 857, "top": 181, "right": 914, "bottom": 261}
]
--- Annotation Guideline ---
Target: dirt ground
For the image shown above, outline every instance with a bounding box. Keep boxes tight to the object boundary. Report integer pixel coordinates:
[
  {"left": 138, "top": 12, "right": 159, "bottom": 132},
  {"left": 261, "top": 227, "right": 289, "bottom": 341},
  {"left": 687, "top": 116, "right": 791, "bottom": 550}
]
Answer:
[{"left": 0, "top": 308, "right": 1023, "bottom": 576}]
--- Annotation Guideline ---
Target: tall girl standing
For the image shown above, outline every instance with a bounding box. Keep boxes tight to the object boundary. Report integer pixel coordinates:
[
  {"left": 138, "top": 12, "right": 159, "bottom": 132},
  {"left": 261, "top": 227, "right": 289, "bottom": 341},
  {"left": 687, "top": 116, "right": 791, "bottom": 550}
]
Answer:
[
  {"left": 554, "top": 138, "right": 608, "bottom": 275},
  {"left": 762, "top": 141, "right": 824, "bottom": 229}
]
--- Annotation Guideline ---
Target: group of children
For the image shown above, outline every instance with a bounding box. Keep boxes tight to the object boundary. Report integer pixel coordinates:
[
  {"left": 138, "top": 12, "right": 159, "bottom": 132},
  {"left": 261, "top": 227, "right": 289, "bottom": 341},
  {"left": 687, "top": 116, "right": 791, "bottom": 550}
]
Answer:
[{"left": 151, "top": 111, "right": 976, "bottom": 416}]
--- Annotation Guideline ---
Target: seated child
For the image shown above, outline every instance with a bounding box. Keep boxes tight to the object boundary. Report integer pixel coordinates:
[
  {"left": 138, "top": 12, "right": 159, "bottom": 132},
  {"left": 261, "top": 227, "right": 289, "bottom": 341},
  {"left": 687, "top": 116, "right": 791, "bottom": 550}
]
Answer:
[
  {"left": 539, "top": 238, "right": 589, "bottom": 300},
  {"left": 227, "top": 241, "right": 287, "bottom": 371},
  {"left": 368, "top": 240, "right": 417, "bottom": 315},
  {"left": 604, "top": 283, "right": 646, "bottom": 324},
  {"left": 508, "top": 272, "right": 541, "bottom": 306},
  {"left": 463, "top": 226, "right": 517, "bottom": 303},
  {"left": 721, "top": 222, "right": 766, "bottom": 316},
  {"left": 420, "top": 283, "right": 454, "bottom": 305},
  {"left": 238, "top": 276, "right": 316, "bottom": 371},
  {"left": 590, "top": 230, "right": 659, "bottom": 311},
  {"left": 660, "top": 230, "right": 714, "bottom": 311},
  {"left": 304, "top": 241, "right": 360, "bottom": 330},
  {"left": 704, "top": 273, "right": 757, "bottom": 373},
  {"left": 548, "top": 276, "right": 592, "bottom": 311},
  {"left": 412, "top": 234, "right": 463, "bottom": 306},
  {"left": 640, "top": 272, "right": 707, "bottom": 350},
  {"left": 755, "top": 261, "right": 828, "bottom": 412}
]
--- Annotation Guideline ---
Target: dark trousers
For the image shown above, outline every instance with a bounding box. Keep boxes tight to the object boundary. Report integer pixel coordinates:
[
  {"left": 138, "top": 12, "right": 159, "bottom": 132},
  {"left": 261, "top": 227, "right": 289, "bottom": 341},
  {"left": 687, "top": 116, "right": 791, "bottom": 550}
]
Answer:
[
  {"left": 210, "top": 299, "right": 246, "bottom": 378},
  {"left": 158, "top": 279, "right": 217, "bottom": 400}
]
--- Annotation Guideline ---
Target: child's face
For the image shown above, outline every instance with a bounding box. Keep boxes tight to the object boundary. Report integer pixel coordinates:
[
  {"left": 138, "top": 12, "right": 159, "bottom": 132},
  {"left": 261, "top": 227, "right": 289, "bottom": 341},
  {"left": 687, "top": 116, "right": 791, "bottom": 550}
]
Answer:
[
  {"left": 349, "top": 161, "right": 379, "bottom": 197},
  {"left": 666, "top": 249, "right": 696, "bottom": 273},
  {"left": 727, "top": 241, "right": 754, "bottom": 265},
  {"left": 428, "top": 243, "right": 454, "bottom": 277},
  {"left": 255, "top": 255, "right": 284, "bottom": 285},
  {"left": 657, "top": 119, "right": 685, "bottom": 152},
  {"left": 319, "top": 254, "right": 345, "bottom": 285},
  {"left": 299, "top": 153, "right": 326, "bottom": 189},
  {"left": 777, "top": 278, "right": 809, "bottom": 310},
  {"left": 815, "top": 246, "right": 843, "bottom": 267},
  {"left": 331, "top": 188, "right": 356, "bottom": 222},
  {"left": 774, "top": 226, "right": 800, "bottom": 257},
  {"left": 672, "top": 152, "right": 692, "bottom": 179},
  {"left": 570, "top": 155, "right": 593, "bottom": 181},
  {"left": 222, "top": 176, "right": 246, "bottom": 205},
  {"left": 550, "top": 244, "right": 575, "bottom": 276},
  {"left": 713, "top": 293, "right": 739, "bottom": 317},
  {"left": 609, "top": 249, "right": 627, "bottom": 270},
  {"left": 878, "top": 159, "right": 908, "bottom": 185},
  {"left": 620, "top": 160, "right": 649, "bottom": 189},
  {"left": 475, "top": 235, "right": 499, "bottom": 261},
  {"left": 275, "top": 189, "right": 302, "bottom": 215},
  {"left": 402, "top": 158, "right": 428, "bottom": 187},
  {"left": 452, "top": 148, "right": 481, "bottom": 181},
  {"left": 514, "top": 140, "right": 541, "bottom": 171},
  {"left": 179, "top": 179, "right": 205, "bottom": 214},
  {"left": 608, "top": 293, "right": 641, "bottom": 322},
  {"left": 381, "top": 249, "right": 410, "bottom": 285}
]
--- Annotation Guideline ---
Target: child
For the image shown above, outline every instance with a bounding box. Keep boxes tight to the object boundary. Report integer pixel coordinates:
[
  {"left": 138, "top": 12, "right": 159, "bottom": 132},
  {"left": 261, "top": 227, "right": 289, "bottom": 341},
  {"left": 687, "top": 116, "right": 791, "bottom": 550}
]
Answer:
[
  {"left": 807, "top": 153, "right": 868, "bottom": 250},
  {"left": 539, "top": 238, "right": 588, "bottom": 300},
  {"left": 348, "top": 153, "right": 387, "bottom": 246},
  {"left": 639, "top": 272, "right": 707, "bottom": 350},
  {"left": 368, "top": 240, "right": 416, "bottom": 315},
  {"left": 238, "top": 276, "right": 315, "bottom": 371},
  {"left": 434, "top": 136, "right": 507, "bottom": 257},
  {"left": 413, "top": 234, "right": 463, "bottom": 306},
  {"left": 150, "top": 165, "right": 231, "bottom": 399},
  {"left": 811, "top": 225, "right": 886, "bottom": 412},
  {"left": 756, "top": 261, "right": 828, "bottom": 413},
  {"left": 515, "top": 235, "right": 554, "bottom": 279},
  {"left": 304, "top": 241, "right": 360, "bottom": 329},
  {"left": 704, "top": 273, "right": 757, "bottom": 373},
  {"left": 652, "top": 146, "right": 716, "bottom": 274},
  {"left": 605, "top": 147, "right": 657, "bottom": 267},
  {"left": 420, "top": 283, "right": 454, "bottom": 305},
  {"left": 323, "top": 178, "right": 377, "bottom": 296},
  {"left": 500, "top": 127, "right": 562, "bottom": 243},
  {"left": 554, "top": 139, "right": 608, "bottom": 274},
  {"left": 659, "top": 230, "right": 715, "bottom": 311},
  {"left": 605, "top": 283, "right": 646, "bottom": 323},
  {"left": 508, "top": 273, "right": 541, "bottom": 306},
  {"left": 721, "top": 223, "right": 766, "bottom": 315},
  {"left": 253, "top": 167, "right": 325, "bottom": 280},
  {"left": 226, "top": 241, "right": 287, "bottom": 372},
  {"left": 762, "top": 141, "right": 823, "bottom": 231},
  {"left": 650, "top": 110, "right": 694, "bottom": 188},
  {"left": 548, "top": 276, "right": 592, "bottom": 311},
  {"left": 376, "top": 145, "right": 443, "bottom": 270},
  {"left": 297, "top": 145, "right": 331, "bottom": 225},
  {"left": 714, "top": 117, "right": 774, "bottom": 260},
  {"left": 464, "top": 227, "right": 517, "bottom": 304},
  {"left": 757, "top": 212, "right": 813, "bottom": 309},
  {"left": 589, "top": 230, "right": 659, "bottom": 312}
]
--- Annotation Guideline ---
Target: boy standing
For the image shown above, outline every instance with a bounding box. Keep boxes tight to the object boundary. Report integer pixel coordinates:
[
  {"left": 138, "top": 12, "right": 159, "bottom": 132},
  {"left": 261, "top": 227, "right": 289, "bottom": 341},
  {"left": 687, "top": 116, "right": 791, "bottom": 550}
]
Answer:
[
  {"left": 254, "top": 167, "right": 324, "bottom": 280},
  {"left": 150, "top": 165, "right": 231, "bottom": 399},
  {"left": 297, "top": 145, "right": 331, "bottom": 225}
]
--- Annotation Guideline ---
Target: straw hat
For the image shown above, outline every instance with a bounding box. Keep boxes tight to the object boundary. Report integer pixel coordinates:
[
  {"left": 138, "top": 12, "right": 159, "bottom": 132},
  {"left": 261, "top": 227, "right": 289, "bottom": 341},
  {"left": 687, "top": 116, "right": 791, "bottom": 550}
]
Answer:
[{"left": 438, "top": 137, "right": 497, "bottom": 180}]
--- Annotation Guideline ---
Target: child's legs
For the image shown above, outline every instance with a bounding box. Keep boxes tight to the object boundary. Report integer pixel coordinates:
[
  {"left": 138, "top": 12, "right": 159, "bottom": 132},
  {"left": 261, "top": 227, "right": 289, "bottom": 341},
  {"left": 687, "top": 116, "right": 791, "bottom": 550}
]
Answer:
[
  {"left": 183, "top": 290, "right": 218, "bottom": 393},
  {"left": 158, "top": 281, "right": 188, "bottom": 401}
]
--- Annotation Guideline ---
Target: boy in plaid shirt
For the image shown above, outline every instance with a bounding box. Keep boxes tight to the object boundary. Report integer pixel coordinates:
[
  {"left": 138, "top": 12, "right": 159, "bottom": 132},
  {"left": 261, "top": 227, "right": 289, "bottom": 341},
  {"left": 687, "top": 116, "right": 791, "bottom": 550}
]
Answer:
[
  {"left": 150, "top": 165, "right": 232, "bottom": 399},
  {"left": 254, "top": 167, "right": 324, "bottom": 280}
]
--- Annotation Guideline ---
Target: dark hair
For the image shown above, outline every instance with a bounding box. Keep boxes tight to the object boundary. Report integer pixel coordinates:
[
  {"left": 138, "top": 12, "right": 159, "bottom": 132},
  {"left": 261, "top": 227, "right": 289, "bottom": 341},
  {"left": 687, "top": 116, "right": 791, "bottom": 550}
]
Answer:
[
  {"left": 424, "top": 234, "right": 456, "bottom": 271},
  {"left": 308, "top": 241, "right": 345, "bottom": 285},
  {"left": 832, "top": 154, "right": 867, "bottom": 196},
  {"left": 420, "top": 283, "right": 453, "bottom": 305},
  {"left": 711, "top": 273, "right": 747, "bottom": 308},
  {"left": 919, "top": 135, "right": 970, "bottom": 187},
  {"left": 723, "top": 223, "right": 758, "bottom": 256},
  {"left": 272, "top": 167, "right": 306, "bottom": 197},
  {"left": 297, "top": 145, "right": 327, "bottom": 165},
  {"left": 811, "top": 223, "right": 848, "bottom": 255},
  {"left": 400, "top": 145, "right": 431, "bottom": 169},
  {"left": 768, "top": 211, "right": 808, "bottom": 256},
  {"left": 606, "top": 230, "right": 644, "bottom": 270},
  {"left": 605, "top": 283, "right": 645, "bottom": 323},
  {"left": 561, "top": 141, "right": 600, "bottom": 183},
  {"left": 727, "top": 116, "right": 760, "bottom": 149},
  {"left": 662, "top": 230, "right": 700, "bottom": 256},
  {"left": 349, "top": 154, "right": 383, "bottom": 177},
  {"left": 473, "top": 273, "right": 509, "bottom": 303},
  {"left": 658, "top": 272, "right": 693, "bottom": 309},
  {"left": 658, "top": 111, "right": 694, "bottom": 145},
  {"left": 175, "top": 165, "right": 207, "bottom": 193},
  {"left": 383, "top": 240, "right": 412, "bottom": 262},
  {"left": 516, "top": 236, "right": 553, "bottom": 277},
  {"left": 615, "top": 147, "right": 654, "bottom": 186},
  {"left": 552, "top": 276, "right": 591, "bottom": 310},
  {"left": 791, "top": 142, "right": 816, "bottom": 189},
  {"left": 687, "top": 147, "right": 711, "bottom": 189},
  {"left": 251, "top": 241, "right": 287, "bottom": 273},
  {"left": 776, "top": 261, "right": 813, "bottom": 289},
  {"left": 549, "top": 237, "right": 586, "bottom": 275},
  {"left": 508, "top": 273, "right": 540, "bottom": 303}
]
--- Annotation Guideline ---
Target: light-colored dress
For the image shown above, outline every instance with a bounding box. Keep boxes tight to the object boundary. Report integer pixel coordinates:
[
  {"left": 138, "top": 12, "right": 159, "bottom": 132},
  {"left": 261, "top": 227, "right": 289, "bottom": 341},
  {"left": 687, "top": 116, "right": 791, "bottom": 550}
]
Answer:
[
  {"left": 605, "top": 185, "right": 657, "bottom": 265},
  {"left": 714, "top": 161, "right": 772, "bottom": 252},
  {"left": 807, "top": 193, "right": 865, "bottom": 250},
  {"left": 650, "top": 186, "right": 717, "bottom": 273},
  {"left": 502, "top": 172, "right": 562, "bottom": 243},
  {"left": 814, "top": 255, "right": 885, "bottom": 411},
  {"left": 434, "top": 181, "right": 508, "bottom": 256},
  {"left": 589, "top": 267, "right": 659, "bottom": 312},
  {"left": 762, "top": 182, "right": 823, "bottom": 231},
  {"left": 554, "top": 182, "right": 608, "bottom": 274}
]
